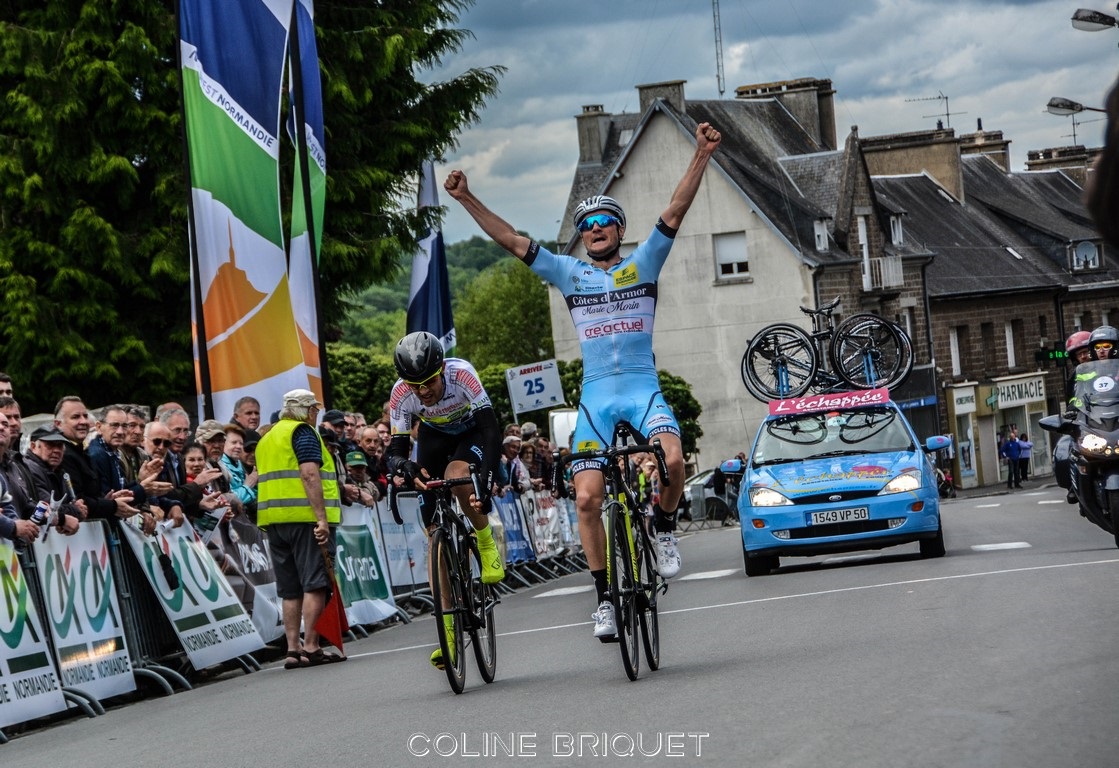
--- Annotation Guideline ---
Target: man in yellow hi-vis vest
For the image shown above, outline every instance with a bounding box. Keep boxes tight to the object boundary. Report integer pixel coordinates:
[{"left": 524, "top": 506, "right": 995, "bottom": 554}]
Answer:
[{"left": 256, "top": 388, "right": 346, "bottom": 668}]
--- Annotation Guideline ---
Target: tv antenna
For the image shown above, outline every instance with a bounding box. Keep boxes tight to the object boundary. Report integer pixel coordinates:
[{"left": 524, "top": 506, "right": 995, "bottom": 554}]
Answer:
[
  {"left": 712, "top": 0, "right": 725, "bottom": 97},
  {"left": 904, "top": 90, "right": 966, "bottom": 128}
]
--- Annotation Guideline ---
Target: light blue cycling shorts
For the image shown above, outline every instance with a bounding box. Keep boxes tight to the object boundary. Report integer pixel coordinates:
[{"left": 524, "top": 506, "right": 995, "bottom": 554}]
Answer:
[{"left": 569, "top": 372, "right": 679, "bottom": 475}]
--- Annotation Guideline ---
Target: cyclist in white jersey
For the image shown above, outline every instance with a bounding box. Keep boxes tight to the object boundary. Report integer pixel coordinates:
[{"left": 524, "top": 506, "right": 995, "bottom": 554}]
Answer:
[
  {"left": 385, "top": 332, "right": 504, "bottom": 668},
  {"left": 445, "top": 122, "right": 722, "bottom": 640}
]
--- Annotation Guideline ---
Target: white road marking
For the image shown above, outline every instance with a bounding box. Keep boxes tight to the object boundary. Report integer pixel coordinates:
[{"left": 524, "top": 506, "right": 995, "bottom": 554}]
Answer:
[
  {"left": 677, "top": 569, "right": 737, "bottom": 581},
  {"left": 1039, "top": 500, "right": 1064, "bottom": 505},
  {"left": 971, "top": 542, "right": 1032, "bottom": 551},
  {"left": 288, "top": 558, "right": 1119, "bottom": 665},
  {"left": 976, "top": 503, "right": 1001, "bottom": 508},
  {"left": 532, "top": 585, "right": 594, "bottom": 599}
]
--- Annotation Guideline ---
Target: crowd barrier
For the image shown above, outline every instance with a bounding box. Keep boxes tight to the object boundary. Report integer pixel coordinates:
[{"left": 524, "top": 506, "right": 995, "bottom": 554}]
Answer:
[{"left": 1, "top": 486, "right": 586, "bottom": 741}]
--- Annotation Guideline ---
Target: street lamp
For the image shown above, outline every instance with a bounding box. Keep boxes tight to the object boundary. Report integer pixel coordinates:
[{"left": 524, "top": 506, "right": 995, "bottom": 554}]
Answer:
[
  {"left": 1046, "top": 97, "right": 1107, "bottom": 144},
  {"left": 1046, "top": 97, "right": 1107, "bottom": 116},
  {"left": 1072, "top": 7, "right": 1118, "bottom": 32}
]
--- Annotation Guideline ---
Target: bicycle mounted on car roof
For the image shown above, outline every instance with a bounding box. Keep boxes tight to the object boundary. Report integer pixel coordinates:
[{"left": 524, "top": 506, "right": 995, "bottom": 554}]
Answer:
[
  {"left": 388, "top": 466, "right": 498, "bottom": 695},
  {"left": 740, "top": 296, "right": 914, "bottom": 402},
  {"left": 553, "top": 424, "right": 668, "bottom": 681}
]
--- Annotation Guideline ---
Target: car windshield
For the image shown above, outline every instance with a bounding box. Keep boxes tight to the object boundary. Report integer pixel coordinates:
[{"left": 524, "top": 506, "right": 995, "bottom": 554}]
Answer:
[{"left": 752, "top": 407, "right": 915, "bottom": 465}]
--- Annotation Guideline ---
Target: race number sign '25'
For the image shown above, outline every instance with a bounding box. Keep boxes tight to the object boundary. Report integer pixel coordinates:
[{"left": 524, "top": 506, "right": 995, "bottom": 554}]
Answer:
[{"left": 506, "top": 359, "right": 565, "bottom": 416}]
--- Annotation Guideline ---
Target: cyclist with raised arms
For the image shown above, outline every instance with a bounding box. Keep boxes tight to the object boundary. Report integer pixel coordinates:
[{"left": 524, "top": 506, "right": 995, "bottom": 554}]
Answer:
[
  {"left": 445, "top": 121, "right": 722, "bottom": 640},
  {"left": 384, "top": 331, "right": 504, "bottom": 668}
]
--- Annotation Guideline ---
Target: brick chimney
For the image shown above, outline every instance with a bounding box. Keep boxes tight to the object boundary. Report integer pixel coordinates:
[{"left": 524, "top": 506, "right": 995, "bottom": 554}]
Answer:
[
  {"left": 575, "top": 104, "right": 612, "bottom": 165},
  {"left": 860, "top": 127, "right": 964, "bottom": 202},
  {"left": 636, "top": 80, "right": 686, "bottom": 114},
  {"left": 734, "top": 77, "right": 837, "bottom": 150},
  {"left": 960, "top": 119, "right": 1013, "bottom": 172}
]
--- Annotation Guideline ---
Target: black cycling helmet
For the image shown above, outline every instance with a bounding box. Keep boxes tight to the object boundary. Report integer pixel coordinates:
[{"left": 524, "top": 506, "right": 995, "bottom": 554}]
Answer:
[
  {"left": 393, "top": 331, "right": 444, "bottom": 383},
  {"left": 573, "top": 195, "right": 626, "bottom": 230},
  {"left": 1089, "top": 325, "right": 1119, "bottom": 359}
]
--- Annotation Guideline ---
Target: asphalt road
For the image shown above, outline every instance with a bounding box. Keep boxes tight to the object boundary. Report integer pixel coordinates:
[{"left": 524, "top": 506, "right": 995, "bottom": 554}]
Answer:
[{"left": 4, "top": 485, "right": 1119, "bottom": 768}]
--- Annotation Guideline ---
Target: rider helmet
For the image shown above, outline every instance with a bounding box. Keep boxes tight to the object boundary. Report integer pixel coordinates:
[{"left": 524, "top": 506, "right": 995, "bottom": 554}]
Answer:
[
  {"left": 573, "top": 195, "right": 626, "bottom": 230},
  {"left": 1066, "top": 330, "right": 1092, "bottom": 357},
  {"left": 393, "top": 331, "right": 445, "bottom": 383},
  {"left": 1089, "top": 325, "right": 1119, "bottom": 360}
]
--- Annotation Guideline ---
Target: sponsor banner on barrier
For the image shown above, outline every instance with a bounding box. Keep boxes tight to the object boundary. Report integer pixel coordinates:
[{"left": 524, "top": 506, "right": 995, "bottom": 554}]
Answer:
[
  {"left": 337, "top": 506, "right": 397, "bottom": 625},
  {"left": 493, "top": 491, "right": 535, "bottom": 563},
  {"left": 211, "top": 513, "right": 284, "bottom": 643},
  {"left": 377, "top": 495, "right": 430, "bottom": 592},
  {"left": 32, "top": 525, "right": 136, "bottom": 703},
  {"left": 0, "top": 541, "right": 67, "bottom": 728},
  {"left": 528, "top": 490, "right": 564, "bottom": 559},
  {"left": 118, "top": 519, "right": 265, "bottom": 669}
]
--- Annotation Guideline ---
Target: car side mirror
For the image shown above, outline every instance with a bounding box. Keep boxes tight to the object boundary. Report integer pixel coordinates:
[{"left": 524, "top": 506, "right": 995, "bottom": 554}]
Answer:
[
  {"left": 720, "top": 458, "right": 744, "bottom": 473},
  {"left": 924, "top": 435, "right": 952, "bottom": 452}
]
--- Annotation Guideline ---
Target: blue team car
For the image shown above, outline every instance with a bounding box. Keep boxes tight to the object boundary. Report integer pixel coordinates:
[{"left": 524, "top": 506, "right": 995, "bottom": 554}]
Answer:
[{"left": 726, "top": 388, "right": 952, "bottom": 577}]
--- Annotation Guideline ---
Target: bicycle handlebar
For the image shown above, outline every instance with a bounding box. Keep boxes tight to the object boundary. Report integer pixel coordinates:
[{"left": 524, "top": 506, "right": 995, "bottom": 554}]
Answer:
[
  {"left": 550, "top": 439, "right": 668, "bottom": 500},
  {"left": 387, "top": 465, "right": 483, "bottom": 526}
]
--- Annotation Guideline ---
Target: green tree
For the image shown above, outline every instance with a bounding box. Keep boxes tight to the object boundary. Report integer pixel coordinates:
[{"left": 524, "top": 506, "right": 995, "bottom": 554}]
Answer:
[
  {"left": 0, "top": 1, "right": 501, "bottom": 414},
  {"left": 455, "top": 261, "right": 554, "bottom": 368},
  {"left": 325, "top": 343, "right": 396, "bottom": 420}
]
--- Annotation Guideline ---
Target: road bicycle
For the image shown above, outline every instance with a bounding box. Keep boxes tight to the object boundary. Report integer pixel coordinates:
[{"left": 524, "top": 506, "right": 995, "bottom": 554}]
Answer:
[
  {"left": 389, "top": 467, "right": 498, "bottom": 694},
  {"left": 740, "top": 296, "right": 913, "bottom": 401},
  {"left": 553, "top": 428, "right": 667, "bottom": 681}
]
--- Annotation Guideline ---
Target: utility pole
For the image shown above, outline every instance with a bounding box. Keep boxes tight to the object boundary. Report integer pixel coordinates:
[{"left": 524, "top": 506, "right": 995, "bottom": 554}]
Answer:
[{"left": 712, "top": 0, "right": 725, "bottom": 97}]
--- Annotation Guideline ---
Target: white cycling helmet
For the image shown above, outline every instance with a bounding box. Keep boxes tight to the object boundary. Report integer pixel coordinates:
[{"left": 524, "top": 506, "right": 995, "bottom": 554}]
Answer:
[{"left": 573, "top": 195, "right": 626, "bottom": 229}]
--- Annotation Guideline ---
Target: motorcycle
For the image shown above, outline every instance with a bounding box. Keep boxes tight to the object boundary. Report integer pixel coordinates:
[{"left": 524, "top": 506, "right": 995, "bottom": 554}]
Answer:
[{"left": 1040, "top": 358, "right": 1119, "bottom": 547}]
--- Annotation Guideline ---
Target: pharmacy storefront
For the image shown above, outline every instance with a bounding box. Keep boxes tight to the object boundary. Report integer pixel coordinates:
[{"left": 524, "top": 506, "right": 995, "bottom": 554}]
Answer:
[
  {"left": 988, "top": 373, "right": 1051, "bottom": 483},
  {"left": 946, "top": 374, "right": 1051, "bottom": 489}
]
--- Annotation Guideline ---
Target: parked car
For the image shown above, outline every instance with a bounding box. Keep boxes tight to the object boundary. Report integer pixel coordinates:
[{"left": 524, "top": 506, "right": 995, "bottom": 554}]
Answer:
[
  {"left": 682, "top": 468, "right": 737, "bottom": 524},
  {"left": 729, "top": 388, "right": 951, "bottom": 576}
]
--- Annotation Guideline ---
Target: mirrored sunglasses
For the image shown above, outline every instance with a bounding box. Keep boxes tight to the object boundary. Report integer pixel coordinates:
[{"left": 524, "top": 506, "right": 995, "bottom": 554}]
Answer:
[
  {"left": 404, "top": 368, "right": 442, "bottom": 389},
  {"left": 577, "top": 214, "right": 621, "bottom": 232}
]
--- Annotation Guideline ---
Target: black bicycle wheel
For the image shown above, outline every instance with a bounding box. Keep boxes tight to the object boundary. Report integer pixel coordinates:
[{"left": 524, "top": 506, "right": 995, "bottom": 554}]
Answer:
[
  {"left": 829, "top": 314, "right": 911, "bottom": 390},
  {"left": 430, "top": 529, "right": 467, "bottom": 694},
  {"left": 741, "top": 323, "right": 817, "bottom": 401},
  {"left": 635, "top": 519, "right": 660, "bottom": 671},
  {"left": 607, "top": 501, "right": 640, "bottom": 681},
  {"left": 465, "top": 538, "right": 497, "bottom": 684}
]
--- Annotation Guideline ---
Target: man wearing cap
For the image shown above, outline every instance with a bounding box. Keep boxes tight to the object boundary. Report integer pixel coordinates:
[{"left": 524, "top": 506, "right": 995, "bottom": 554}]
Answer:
[
  {"left": 343, "top": 450, "right": 379, "bottom": 506},
  {"left": 500, "top": 435, "right": 530, "bottom": 495},
  {"left": 23, "top": 425, "right": 83, "bottom": 534},
  {"left": 446, "top": 121, "right": 722, "bottom": 639},
  {"left": 256, "top": 388, "right": 345, "bottom": 667}
]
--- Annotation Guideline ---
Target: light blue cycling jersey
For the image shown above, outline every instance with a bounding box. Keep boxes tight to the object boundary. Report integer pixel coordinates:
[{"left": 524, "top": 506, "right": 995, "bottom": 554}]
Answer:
[
  {"left": 525, "top": 222, "right": 680, "bottom": 456},
  {"left": 524, "top": 222, "right": 675, "bottom": 382}
]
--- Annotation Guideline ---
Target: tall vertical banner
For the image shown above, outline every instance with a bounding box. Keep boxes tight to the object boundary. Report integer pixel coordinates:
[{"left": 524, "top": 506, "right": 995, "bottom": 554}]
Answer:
[
  {"left": 180, "top": 0, "right": 310, "bottom": 421},
  {"left": 407, "top": 160, "right": 456, "bottom": 351},
  {"left": 287, "top": 0, "right": 327, "bottom": 402}
]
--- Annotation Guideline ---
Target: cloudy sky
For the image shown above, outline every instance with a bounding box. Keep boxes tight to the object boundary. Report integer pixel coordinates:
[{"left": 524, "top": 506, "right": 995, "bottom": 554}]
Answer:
[{"left": 423, "top": 0, "right": 1117, "bottom": 245}]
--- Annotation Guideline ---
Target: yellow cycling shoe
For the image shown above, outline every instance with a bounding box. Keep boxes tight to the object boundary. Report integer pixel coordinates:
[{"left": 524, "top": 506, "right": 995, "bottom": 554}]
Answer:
[
  {"left": 430, "top": 615, "right": 456, "bottom": 669},
  {"left": 477, "top": 537, "right": 506, "bottom": 584}
]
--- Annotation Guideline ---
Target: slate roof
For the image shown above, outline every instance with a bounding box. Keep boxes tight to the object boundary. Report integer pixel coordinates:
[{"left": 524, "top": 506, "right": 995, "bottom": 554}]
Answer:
[
  {"left": 559, "top": 96, "right": 849, "bottom": 265},
  {"left": 872, "top": 171, "right": 1082, "bottom": 298}
]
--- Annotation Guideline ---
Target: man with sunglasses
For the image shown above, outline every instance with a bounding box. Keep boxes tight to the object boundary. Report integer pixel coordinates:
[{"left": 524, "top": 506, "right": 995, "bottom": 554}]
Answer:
[
  {"left": 385, "top": 331, "right": 504, "bottom": 668},
  {"left": 446, "top": 121, "right": 722, "bottom": 639},
  {"left": 1089, "top": 325, "right": 1118, "bottom": 360}
]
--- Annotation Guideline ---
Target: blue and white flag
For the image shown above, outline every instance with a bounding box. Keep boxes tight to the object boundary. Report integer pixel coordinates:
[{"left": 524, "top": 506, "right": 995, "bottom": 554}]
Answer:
[{"left": 407, "top": 160, "right": 456, "bottom": 352}]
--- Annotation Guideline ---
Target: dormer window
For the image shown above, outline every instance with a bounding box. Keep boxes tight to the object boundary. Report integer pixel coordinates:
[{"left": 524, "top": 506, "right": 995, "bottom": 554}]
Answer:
[
  {"left": 1072, "top": 240, "right": 1101, "bottom": 271},
  {"left": 814, "top": 219, "right": 829, "bottom": 252},
  {"left": 890, "top": 215, "right": 904, "bottom": 246}
]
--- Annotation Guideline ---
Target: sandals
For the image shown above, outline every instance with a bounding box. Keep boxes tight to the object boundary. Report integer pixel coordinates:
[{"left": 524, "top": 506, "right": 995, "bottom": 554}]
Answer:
[
  {"left": 284, "top": 650, "right": 308, "bottom": 670},
  {"left": 304, "top": 647, "right": 347, "bottom": 666}
]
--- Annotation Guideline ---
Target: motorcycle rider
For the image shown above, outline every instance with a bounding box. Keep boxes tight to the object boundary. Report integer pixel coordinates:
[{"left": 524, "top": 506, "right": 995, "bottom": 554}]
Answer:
[
  {"left": 1065, "top": 330, "right": 1093, "bottom": 402},
  {"left": 1088, "top": 325, "right": 1118, "bottom": 361}
]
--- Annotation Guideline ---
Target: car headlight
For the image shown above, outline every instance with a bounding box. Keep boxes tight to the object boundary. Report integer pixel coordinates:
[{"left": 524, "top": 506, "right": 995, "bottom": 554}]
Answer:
[
  {"left": 880, "top": 470, "right": 921, "bottom": 494},
  {"left": 749, "top": 487, "right": 792, "bottom": 507},
  {"left": 1080, "top": 433, "right": 1109, "bottom": 454}
]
